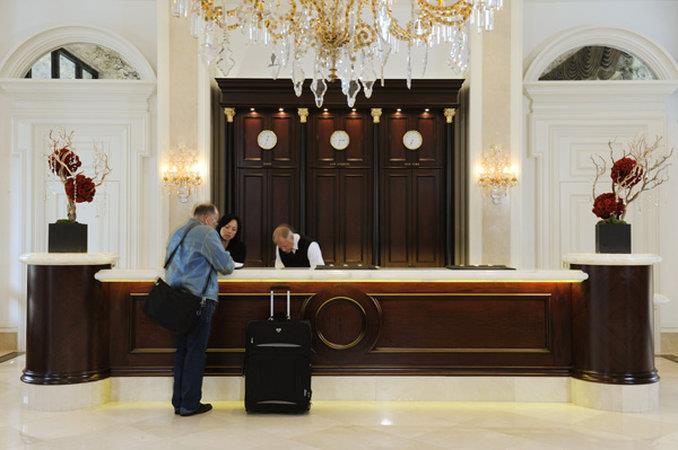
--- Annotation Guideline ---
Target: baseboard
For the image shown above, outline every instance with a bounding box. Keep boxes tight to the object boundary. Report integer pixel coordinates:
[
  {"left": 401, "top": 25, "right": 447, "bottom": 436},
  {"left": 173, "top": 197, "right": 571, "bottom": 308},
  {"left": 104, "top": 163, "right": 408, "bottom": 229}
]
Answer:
[
  {"left": 0, "top": 331, "right": 17, "bottom": 351},
  {"left": 110, "top": 376, "right": 571, "bottom": 403}
]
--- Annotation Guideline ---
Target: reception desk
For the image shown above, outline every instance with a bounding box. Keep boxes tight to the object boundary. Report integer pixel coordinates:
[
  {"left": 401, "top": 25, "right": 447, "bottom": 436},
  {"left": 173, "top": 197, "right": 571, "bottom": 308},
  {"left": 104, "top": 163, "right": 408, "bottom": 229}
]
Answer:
[
  {"left": 21, "top": 256, "right": 666, "bottom": 412},
  {"left": 95, "top": 268, "right": 587, "bottom": 377}
]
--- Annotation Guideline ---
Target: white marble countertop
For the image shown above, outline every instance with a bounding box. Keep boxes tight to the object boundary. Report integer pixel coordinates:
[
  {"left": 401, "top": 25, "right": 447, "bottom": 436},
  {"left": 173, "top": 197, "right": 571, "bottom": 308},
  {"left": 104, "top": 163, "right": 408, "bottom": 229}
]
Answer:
[
  {"left": 20, "top": 252, "right": 118, "bottom": 266},
  {"left": 563, "top": 253, "right": 661, "bottom": 266},
  {"left": 95, "top": 267, "right": 588, "bottom": 283}
]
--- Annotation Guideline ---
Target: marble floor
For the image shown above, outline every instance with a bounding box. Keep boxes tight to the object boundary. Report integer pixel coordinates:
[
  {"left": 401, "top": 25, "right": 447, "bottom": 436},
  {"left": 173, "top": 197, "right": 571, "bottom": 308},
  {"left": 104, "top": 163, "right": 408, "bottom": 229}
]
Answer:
[{"left": 2, "top": 356, "right": 678, "bottom": 449}]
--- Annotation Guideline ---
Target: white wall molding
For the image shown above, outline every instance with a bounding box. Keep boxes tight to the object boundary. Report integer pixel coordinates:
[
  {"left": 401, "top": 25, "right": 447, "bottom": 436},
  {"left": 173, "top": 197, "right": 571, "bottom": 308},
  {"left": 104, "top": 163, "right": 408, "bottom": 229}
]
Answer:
[
  {"left": 524, "top": 26, "right": 678, "bottom": 82},
  {"left": 0, "top": 79, "right": 156, "bottom": 111},
  {"left": 524, "top": 81, "right": 676, "bottom": 269},
  {"left": 525, "top": 81, "right": 678, "bottom": 111},
  {"left": 0, "top": 25, "right": 156, "bottom": 80},
  {"left": 0, "top": 79, "right": 157, "bottom": 351}
]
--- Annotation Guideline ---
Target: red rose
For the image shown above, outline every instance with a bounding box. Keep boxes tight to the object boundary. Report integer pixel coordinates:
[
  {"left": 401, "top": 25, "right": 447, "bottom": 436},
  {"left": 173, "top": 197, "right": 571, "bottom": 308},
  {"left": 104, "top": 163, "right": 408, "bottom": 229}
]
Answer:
[
  {"left": 611, "top": 157, "right": 643, "bottom": 187},
  {"left": 48, "top": 147, "right": 81, "bottom": 177},
  {"left": 592, "top": 192, "right": 625, "bottom": 219},
  {"left": 65, "top": 174, "right": 96, "bottom": 203}
]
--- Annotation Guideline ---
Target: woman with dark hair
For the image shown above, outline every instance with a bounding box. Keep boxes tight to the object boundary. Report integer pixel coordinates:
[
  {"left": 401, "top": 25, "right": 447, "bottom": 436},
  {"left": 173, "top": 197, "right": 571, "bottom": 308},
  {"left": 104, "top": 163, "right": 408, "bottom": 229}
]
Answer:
[{"left": 215, "top": 214, "right": 247, "bottom": 265}]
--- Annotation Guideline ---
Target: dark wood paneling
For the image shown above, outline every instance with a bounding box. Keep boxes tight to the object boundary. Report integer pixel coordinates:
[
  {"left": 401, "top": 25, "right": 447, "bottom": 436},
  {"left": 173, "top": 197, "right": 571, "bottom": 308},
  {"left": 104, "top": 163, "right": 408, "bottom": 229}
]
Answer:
[
  {"left": 310, "top": 112, "right": 337, "bottom": 166},
  {"left": 223, "top": 81, "right": 462, "bottom": 268},
  {"left": 376, "top": 295, "right": 548, "bottom": 349},
  {"left": 238, "top": 113, "right": 265, "bottom": 166},
  {"left": 416, "top": 112, "right": 444, "bottom": 167},
  {"left": 234, "top": 109, "right": 300, "bottom": 266},
  {"left": 22, "top": 265, "right": 111, "bottom": 384},
  {"left": 381, "top": 171, "right": 410, "bottom": 266},
  {"left": 235, "top": 110, "right": 298, "bottom": 168},
  {"left": 344, "top": 112, "right": 370, "bottom": 166},
  {"left": 413, "top": 169, "right": 443, "bottom": 266},
  {"left": 383, "top": 113, "right": 408, "bottom": 167},
  {"left": 270, "top": 169, "right": 298, "bottom": 229},
  {"left": 270, "top": 112, "right": 296, "bottom": 165},
  {"left": 218, "top": 78, "right": 463, "bottom": 108},
  {"left": 341, "top": 170, "right": 371, "bottom": 264},
  {"left": 106, "top": 280, "right": 575, "bottom": 376},
  {"left": 571, "top": 264, "right": 657, "bottom": 384},
  {"left": 310, "top": 170, "right": 339, "bottom": 264},
  {"left": 237, "top": 171, "right": 266, "bottom": 266}
]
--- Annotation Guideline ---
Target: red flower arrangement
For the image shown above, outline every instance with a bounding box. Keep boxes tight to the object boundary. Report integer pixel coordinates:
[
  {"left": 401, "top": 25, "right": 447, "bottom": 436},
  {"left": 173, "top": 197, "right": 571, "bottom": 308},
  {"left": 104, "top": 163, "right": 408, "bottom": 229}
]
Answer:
[
  {"left": 592, "top": 136, "right": 672, "bottom": 223},
  {"left": 47, "top": 130, "right": 110, "bottom": 223},
  {"left": 592, "top": 193, "right": 625, "bottom": 219},
  {"left": 610, "top": 157, "right": 643, "bottom": 187}
]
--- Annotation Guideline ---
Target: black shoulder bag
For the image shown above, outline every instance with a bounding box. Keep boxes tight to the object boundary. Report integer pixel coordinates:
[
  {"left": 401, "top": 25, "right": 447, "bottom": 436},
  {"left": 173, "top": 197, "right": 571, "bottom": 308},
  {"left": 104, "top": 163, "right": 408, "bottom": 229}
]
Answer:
[{"left": 143, "top": 224, "right": 214, "bottom": 335}]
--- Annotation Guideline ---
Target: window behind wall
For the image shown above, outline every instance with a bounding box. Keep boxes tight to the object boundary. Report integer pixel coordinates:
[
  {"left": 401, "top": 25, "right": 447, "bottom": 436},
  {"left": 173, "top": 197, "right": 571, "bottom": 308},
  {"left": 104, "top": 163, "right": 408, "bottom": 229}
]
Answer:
[
  {"left": 23, "top": 43, "right": 140, "bottom": 80},
  {"left": 25, "top": 48, "right": 99, "bottom": 79}
]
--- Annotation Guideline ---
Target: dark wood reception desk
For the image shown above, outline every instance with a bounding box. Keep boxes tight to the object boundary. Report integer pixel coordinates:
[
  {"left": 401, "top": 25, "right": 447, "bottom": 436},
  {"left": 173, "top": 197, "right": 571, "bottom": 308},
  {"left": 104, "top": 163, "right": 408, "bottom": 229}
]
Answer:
[
  {"left": 94, "top": 268, "right": 587, "bottom": 377},
  {"left": 23, "top": 255, "right": 666, "bottom": 412}
]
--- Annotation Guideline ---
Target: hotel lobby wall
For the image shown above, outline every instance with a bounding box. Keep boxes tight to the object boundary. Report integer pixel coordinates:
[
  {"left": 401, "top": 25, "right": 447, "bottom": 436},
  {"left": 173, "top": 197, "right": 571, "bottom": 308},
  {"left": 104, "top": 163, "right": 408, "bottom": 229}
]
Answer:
[
  {"left": 522, "top": 0, "right": 678, "bottom": 330},
  {"left": 0, "top": 0, "right": 159, "bottom": 346},
  {"left": 165, "top": 0, "right": 522, "bottom": 270}
]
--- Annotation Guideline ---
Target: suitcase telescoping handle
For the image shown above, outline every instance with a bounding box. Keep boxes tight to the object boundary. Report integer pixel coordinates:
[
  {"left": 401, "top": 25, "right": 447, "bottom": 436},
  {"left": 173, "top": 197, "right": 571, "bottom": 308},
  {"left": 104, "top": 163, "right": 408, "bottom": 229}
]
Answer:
[{"left": 269, "top": 285, "right": 291, "bottom": 320}]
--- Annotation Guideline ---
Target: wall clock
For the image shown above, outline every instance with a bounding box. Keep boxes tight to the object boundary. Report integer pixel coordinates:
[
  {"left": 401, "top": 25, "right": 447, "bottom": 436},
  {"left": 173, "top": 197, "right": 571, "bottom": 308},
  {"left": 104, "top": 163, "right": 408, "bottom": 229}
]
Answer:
[
  {"left": 330, "top": 130, "right": 350, "bottom": 150},
  {"left": 257, "top": 129, "right": 278, "bottom": 150},
  {"left": 403, "top": 130, "right": 423, "bottom": 150}
]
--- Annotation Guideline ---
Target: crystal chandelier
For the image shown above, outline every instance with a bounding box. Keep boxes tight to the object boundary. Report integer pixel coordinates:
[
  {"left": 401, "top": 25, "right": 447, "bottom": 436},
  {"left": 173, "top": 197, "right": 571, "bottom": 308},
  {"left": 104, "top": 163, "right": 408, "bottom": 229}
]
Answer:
[{"left": 171, "top": 0, "right": 503, "bottom": 107}]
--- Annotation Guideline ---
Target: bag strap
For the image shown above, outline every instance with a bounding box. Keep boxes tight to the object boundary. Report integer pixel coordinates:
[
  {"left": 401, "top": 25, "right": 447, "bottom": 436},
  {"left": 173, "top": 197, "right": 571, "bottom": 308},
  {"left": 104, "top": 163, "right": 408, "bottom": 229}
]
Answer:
[{"left": 164, "top": 222, "right": 201, "bottom": 269}]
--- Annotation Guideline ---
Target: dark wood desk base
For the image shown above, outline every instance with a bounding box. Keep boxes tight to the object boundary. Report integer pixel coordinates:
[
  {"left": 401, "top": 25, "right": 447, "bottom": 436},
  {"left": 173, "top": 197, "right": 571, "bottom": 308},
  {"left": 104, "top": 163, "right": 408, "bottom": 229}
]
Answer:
[
  {"left": 570, "top": 264, "right": 658, "bottom": 385},
  {"left": 107, "top": 280, "right": 575, "bottom": 377},
  {"left": 23, "top": 264, "right": 111, "bottom": 385}
]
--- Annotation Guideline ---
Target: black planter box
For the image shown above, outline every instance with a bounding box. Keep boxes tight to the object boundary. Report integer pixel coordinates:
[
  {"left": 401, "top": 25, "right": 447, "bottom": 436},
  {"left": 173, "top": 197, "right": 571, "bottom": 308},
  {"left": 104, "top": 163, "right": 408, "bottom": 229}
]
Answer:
[
  {"left": 48, "top": 222, "right": 88, "bottom": 253},
  {"left": 595, "top": 222, "right": 631, "bottom": 254}
]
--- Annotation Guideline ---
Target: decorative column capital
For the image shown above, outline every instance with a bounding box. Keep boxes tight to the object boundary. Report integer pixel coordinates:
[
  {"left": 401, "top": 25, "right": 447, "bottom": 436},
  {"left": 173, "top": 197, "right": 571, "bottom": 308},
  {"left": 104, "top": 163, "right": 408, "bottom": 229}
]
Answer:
[
  {"left": 444, "top": 108, "right": 456, "bottom": 124},
  {"left": 298, "top": 108, "right": 309, "bottom": 123},
  {"left": 224, "top": 108, "right": 236, "bottom": 123},
  {"left": 371, "top": 108, "right": 382, "bottom": 124}
]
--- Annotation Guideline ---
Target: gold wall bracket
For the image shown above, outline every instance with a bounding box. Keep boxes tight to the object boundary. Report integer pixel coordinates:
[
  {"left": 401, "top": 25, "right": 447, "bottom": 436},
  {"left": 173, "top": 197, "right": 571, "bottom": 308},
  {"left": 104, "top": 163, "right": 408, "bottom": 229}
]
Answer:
[
  {"left": 371, "top": 108, "right": 382, "bottom": 124},
  {"left": 224, "top": 107, "right": 236, "bottom": 123},
  {"left": 298, "top": 108, "right": 309, "bottom": 124},
  {"left": 444, "top": 108, "right": 456, "bottom": 124}
]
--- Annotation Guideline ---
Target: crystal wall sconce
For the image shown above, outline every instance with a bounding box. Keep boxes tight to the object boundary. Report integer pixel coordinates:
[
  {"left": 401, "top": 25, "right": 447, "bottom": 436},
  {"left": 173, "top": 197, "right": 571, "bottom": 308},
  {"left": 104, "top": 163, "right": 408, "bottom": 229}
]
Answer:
[
  {"left": 162, "top": 145, "right": 203, "bottom": 203},
  {"left": 477, "top": 145, "right": 518, "bottom": 204}
]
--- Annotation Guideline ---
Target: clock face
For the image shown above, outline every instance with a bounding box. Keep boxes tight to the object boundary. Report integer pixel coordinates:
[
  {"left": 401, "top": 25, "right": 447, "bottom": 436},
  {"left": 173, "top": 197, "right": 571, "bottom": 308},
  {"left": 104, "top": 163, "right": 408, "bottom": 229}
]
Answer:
[
  {"left": 403, "top": 130, "right": 423, "bottom": 150},
  {"left": 330, "top": 130, "right": 350, "bottom": 150},
  {"left": 257, "top": 130, "right": 277, "bottom": 150}
]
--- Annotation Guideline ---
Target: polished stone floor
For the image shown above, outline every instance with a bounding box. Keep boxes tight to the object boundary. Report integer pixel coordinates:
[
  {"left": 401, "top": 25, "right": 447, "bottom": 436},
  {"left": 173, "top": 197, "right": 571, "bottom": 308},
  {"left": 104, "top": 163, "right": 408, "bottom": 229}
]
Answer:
[{"left": 2, "top": 355, "right": 678, "bottom": 449}]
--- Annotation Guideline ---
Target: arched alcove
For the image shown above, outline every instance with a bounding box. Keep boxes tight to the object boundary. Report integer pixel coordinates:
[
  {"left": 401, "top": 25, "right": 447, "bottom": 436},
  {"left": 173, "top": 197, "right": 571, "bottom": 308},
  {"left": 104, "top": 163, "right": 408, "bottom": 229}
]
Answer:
[
  {"left": 0, "top": 25, "right": 155, "bottom": 80},
  {"left": 523, "top": 26, "right": 678, "bottom": 270}
]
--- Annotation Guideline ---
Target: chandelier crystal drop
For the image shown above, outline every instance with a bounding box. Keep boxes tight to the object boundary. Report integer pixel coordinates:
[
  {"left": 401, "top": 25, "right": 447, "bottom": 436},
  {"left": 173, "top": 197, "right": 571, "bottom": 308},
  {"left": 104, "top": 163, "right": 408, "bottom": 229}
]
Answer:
[{"left": 171, "top": 0, "right": 503, "bottom": 107}]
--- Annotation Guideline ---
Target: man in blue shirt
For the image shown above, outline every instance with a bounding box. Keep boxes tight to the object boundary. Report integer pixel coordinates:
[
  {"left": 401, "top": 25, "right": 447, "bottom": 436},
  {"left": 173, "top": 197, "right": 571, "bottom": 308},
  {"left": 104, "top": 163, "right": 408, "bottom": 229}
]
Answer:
[{"left": 165, "top": 203, "right": 235, "bottom": 416}]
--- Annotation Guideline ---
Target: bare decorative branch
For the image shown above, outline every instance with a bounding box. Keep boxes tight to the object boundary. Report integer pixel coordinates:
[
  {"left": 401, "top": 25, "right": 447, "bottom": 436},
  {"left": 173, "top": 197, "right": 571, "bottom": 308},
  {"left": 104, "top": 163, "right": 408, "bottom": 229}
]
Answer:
[
  {"left": 592, "top": 135, "right": 673, "bottom": 222},
  {"left": 46, "top": 130, "right": 110, "bottom": 223}
]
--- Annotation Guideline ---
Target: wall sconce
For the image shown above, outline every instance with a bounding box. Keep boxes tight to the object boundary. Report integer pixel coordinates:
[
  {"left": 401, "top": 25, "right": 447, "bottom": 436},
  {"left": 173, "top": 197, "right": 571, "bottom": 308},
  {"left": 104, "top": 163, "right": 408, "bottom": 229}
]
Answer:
[
  {"left": 477, "top": 145, "right": 518, "bottom": 204},
  {"left": 162, "top": 145, "right": 203, "bottom": 203}
]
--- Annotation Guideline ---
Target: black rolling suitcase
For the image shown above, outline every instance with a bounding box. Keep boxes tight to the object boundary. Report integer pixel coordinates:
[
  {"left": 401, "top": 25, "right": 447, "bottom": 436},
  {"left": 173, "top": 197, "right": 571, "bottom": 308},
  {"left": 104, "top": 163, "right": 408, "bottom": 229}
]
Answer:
[{"left": 244, "top": 285, "right": 312, "bottom": 413}]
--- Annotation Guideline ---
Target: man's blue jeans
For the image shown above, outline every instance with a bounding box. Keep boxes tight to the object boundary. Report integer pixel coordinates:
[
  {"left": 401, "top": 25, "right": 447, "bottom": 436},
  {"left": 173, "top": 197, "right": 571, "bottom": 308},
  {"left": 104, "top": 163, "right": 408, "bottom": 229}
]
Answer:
[{"left": 172, "top": 299, "right": 217, "bottom": 413}]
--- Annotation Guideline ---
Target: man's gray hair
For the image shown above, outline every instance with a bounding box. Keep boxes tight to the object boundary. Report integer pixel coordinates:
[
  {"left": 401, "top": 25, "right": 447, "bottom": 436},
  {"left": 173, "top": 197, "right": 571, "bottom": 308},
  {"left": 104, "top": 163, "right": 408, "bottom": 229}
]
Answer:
[
  {"left": 272, "top": 224, "right": 293, "bottom": 243},
  {"left": 193, "top": 203, "right": 218, "bottom": 218}
]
